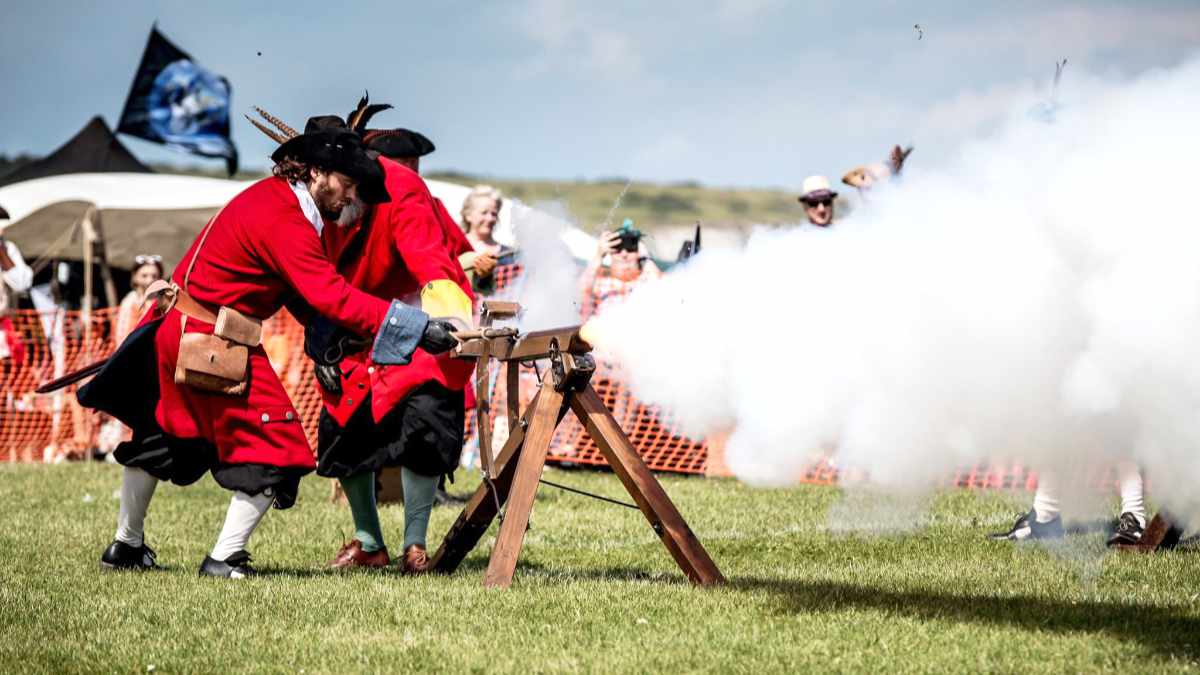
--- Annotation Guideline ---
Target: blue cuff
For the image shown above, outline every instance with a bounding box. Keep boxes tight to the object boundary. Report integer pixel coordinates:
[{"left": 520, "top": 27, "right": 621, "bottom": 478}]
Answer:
[{"left": 371, "top": 300, "right": 429, "bottom": 365}]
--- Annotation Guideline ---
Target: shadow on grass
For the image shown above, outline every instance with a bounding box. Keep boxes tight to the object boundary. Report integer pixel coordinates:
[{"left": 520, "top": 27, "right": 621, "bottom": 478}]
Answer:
[
  {"left": 734, "top": 576, "right": 1200, "bottom": 659},
  {"left": 437, "top": 556, "right": 692, "bottom": 585}
]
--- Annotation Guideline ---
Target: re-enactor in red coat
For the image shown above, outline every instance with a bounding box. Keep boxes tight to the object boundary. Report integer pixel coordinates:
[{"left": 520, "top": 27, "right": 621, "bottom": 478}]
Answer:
[
  {"left": 78, "top": 118, "right": 458, "bottom": 578},
  {"left": 307, "top": 118, "right": 477, "bottom": 572}
]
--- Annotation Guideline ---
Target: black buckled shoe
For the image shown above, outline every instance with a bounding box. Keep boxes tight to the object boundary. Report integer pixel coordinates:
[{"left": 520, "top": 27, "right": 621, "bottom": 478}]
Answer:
[
  {"left": 989, "top": 509, "right": 1064, "bottom": 541},
  {"left": 198, "top": 551, "right": 256, "bottom": 579},
  {"left": 1106, "top": 512, "right": 1145, "bottom": 548},
  {"left": 100, "top": 540, "right": 158, "bottom": 571}
]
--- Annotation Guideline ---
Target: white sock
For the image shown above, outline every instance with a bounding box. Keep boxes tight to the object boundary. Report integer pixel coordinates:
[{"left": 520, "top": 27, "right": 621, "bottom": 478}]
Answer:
[
  {"left": 1117, "top": 461, "right": 1147, "bottom": 527},
  {"left": 210, "top": 490, "right": 273, "bottom": 562},
  {"left": 115, "top": 467, "right": 158, "bottom": 547},
  {"left": 1031, "top": 471, "right": 1061, "bottom": 522}
]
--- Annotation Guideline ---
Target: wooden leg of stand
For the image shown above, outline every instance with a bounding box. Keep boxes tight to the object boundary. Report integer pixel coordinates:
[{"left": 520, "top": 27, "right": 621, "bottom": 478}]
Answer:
[
  {"left": 430, "top": 386, "right": 571, "bottom": 574},
  {"left": 483, "top": 382, "right": 566, "bottom": 588},
  {"left": 474, "top": 353, "right": 494, "bottom": 478},
  {"left": 506, "top": 361, "right": 520, "bottom": 432},
  {"left": 570, "top": 385, "right": 726, "bottom": 586}
]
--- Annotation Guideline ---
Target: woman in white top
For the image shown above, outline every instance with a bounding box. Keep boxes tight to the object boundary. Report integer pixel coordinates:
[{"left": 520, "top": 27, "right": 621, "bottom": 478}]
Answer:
[{"left": 459, "top": 186, "right": 515, "bottom": 296}]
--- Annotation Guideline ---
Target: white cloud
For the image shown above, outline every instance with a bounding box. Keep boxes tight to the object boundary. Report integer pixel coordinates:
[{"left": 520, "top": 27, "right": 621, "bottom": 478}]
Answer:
[{"left": 512, "top": 0, "right": 644, "bottom": 78}]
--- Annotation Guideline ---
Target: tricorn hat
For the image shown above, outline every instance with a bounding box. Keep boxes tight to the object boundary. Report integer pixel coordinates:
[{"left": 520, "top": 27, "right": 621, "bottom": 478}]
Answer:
[
  {"left": 270, "top": 116, "right": 389, "bottom": 204},
  {"left": 363, "top": 128, "right": 436, "bottom": 159},
  {"left": 344, "top": 92, "right": 437, "bottom": 159}
]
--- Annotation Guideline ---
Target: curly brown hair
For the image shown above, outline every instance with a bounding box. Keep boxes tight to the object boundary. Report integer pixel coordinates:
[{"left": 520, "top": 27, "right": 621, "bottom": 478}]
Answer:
[{"left": 271, "top": 158, "right": 317, "bottom": 184}]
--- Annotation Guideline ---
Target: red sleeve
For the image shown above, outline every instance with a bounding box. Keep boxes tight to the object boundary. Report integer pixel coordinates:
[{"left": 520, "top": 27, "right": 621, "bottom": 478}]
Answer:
[
  {"left": 389, "top": 191, "right": 468, "bottom": 286},
  {"left": 434, "top": 198, "right": 476, "bottom": 257},
  {"left": 257, "top": 214, "right": 389, "bottom": 336}
]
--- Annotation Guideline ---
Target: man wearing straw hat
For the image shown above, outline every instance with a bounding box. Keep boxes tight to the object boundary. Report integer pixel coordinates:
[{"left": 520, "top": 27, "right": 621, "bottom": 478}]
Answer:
[
  {"left": 797, "top": 175, "right": 838, "bottom": 227},
  {"left": 80, "top": 116, "right": 460, "bottom": 579}
]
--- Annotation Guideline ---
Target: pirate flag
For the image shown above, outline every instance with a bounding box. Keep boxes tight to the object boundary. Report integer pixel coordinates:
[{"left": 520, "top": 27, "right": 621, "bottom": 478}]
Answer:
[{"left": 117, "top": 26, "right": 238, "bottom": 175}]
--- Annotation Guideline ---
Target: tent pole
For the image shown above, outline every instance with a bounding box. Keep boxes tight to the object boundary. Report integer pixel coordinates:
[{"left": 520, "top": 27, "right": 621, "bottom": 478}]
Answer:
[
  {"left": 91, "top": 209, "right": 118, "bottom": 308},
  {"left": 81, "top": 208, "right": 95, "bottom": 347}
]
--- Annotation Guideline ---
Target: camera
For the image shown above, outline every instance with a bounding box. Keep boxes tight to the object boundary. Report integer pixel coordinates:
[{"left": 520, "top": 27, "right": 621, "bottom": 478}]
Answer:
[{"left": 615, "top": 218, "right": 642, "bottom": 252}]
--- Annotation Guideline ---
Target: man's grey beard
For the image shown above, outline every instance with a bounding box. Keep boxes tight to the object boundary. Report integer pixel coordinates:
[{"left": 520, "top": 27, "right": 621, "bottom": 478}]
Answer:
[{"left": 335, "top": 198, "right": 365, "bottom": 227}]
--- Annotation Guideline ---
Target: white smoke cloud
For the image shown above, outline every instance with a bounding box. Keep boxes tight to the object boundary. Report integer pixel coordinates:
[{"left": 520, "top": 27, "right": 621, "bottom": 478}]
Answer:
[
  {"left": 585, "top": 54, "right": 1200, "bottom": 526},
  {"left": 501, "top": 199, "right": 585, "bottom": 331}
]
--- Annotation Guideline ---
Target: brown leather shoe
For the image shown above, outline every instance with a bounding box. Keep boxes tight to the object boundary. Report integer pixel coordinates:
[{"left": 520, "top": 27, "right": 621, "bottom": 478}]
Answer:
[
  {"left": 328, "top": 539, "right": 390, "bottom": 569},
  {"left": 401, "top": 544, "right": 429, "bottom": 575}
]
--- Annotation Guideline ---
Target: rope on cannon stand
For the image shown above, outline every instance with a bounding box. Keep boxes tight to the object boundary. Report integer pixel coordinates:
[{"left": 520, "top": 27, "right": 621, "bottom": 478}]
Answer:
[{"left": 538, "top": 478, "right": 639, "bottom": 510}]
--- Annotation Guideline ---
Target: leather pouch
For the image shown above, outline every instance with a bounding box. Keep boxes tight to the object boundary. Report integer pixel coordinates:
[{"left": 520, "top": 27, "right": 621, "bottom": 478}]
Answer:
[
  {"left": 214, "top": 306, "right": 262, "bottom": 348},
  {"left": 174, "top": 329, "right": 250, "bottom": 396}
]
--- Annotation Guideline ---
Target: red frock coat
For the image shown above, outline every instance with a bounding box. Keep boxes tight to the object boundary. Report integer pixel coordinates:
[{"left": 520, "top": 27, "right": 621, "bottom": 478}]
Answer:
[
  {"left": 155, "top": 177, "right": 391, "bottom": 470},
  {"left": 320, "top": 158, "right": 475, "bottom": 426}
]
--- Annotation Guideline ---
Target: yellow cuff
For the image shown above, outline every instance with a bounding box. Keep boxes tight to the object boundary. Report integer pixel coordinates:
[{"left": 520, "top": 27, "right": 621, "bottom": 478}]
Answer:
[{"left": 421, "top": 279, "right": 473, "bottom": 322}]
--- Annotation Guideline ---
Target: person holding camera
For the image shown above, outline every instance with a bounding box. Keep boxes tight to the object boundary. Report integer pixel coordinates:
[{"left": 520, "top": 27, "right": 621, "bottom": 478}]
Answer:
[{"left": 579, "top": 218, "right": 662, "bottom": 322}]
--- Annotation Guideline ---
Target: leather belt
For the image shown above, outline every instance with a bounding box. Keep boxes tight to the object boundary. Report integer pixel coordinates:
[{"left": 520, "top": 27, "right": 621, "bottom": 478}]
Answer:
[{"left": 144, "top": 279, "right": 219, "bottom": 325}]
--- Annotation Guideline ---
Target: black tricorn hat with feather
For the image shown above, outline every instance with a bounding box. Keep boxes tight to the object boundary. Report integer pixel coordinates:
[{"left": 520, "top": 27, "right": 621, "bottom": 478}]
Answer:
[
  {"left": 346, "top": 91, "right": 437, "bottom": 159},
  {"left": 247, "top": 90, "right": 436, "bottom": 164}
]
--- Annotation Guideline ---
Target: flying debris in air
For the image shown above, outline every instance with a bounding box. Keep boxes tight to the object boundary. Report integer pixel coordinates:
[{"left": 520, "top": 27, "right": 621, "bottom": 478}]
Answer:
[
  {"left": 1028, "top": 58, "right": 1068, "bottom": 124},
  {"left": 914, "top": 24, "right": 923, "bottom": 40}
]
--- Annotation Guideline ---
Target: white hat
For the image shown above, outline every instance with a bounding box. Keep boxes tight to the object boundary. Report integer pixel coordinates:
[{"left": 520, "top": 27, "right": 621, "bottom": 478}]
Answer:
[{"left": 798, "top": 175, "right": 838, "bottom": 202}]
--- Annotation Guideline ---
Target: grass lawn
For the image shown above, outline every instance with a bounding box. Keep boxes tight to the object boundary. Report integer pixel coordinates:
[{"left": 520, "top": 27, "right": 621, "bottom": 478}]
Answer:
[{"left": 1, "top": 463, "right": 1198, "bottom": 673}]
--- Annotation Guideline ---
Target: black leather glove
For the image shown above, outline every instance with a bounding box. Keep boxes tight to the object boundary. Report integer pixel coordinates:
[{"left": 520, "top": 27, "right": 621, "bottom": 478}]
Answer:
[
  {"left": 419, "top": 319, "right": 459, "bottom": 355},
  {"left": 305, "top": 317, "right": 370, "bottom": 395},
  {"left": 305, "top": 317, "right": 370, "bottom": 365},
  {"left": 313, "top": 363, "right": 342, "bottom": 395}
]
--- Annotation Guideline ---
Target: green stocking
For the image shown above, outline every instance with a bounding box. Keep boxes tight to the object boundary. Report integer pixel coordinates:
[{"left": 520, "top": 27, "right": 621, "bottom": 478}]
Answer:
[
  {"left": 339, "top": 472, "right": 385, "bottom": 553},
  {"left": 401, "top": 467, "right": 438, "bottom": 550}
]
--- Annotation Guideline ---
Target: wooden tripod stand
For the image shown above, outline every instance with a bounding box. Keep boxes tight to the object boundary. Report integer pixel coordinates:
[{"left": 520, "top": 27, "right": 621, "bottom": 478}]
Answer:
[{"left": 432, "top": 306, "right": 725, "bottom": 588}]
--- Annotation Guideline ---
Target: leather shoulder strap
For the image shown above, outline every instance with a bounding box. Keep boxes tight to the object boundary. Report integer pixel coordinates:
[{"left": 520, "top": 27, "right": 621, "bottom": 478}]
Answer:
[{"left": 183, "top": 202, "right": 229, "bottom": 291}]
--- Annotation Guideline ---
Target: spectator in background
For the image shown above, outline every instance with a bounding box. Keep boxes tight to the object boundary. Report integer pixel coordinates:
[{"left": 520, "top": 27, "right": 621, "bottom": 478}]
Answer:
[
  {"left": 114, "top": 255, "right": 164, "bottom": 343},
  {"left": 0, "top": 206, "right": 33, "bottom": 365},
  {"left": 99, "top": 254, "right": 166, "bottom": 456},
  {"left": 797, "top": 176, "right": 837, "bottom": 227},
  {"left": 459, "top": 185, "right": 515, "bottom": 296},
  {"left": 579, "top": 218, "right": 661, "bottom": 322}
]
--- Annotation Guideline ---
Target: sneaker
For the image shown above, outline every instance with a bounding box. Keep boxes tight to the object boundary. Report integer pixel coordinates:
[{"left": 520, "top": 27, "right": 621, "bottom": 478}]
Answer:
[
  {"left": 989, "top": 509, "right": 1064, "bottom": 541},
  {"left": 1106, "top": 512, "right": 1145, "bottom": 548},
  {"left": 100, "top": 540, "right": 158, "bottom": 571},
  {"left": 198, "top": 551, "right": 256, "bottom": 579}
]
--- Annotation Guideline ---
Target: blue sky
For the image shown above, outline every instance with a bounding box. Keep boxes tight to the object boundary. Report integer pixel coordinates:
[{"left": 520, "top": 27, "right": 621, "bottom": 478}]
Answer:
[{"left": 2, "top": 1, "right": 1198, "bottom": 188}]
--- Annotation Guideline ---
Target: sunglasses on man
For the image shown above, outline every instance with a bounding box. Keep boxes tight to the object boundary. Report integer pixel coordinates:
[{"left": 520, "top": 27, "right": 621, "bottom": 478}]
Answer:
[{"left": 803, "top": 198, "right": 833, "bottom": 208}]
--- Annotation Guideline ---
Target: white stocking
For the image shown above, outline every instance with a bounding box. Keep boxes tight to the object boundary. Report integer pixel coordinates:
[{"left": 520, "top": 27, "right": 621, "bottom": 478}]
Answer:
[
  {"left": 1031, "top": 471, "right": 1061, "bottom": 522},
  {"left": 1117, "top": 461, "right": 1146, "bottom": 527},
  {"left": 115, "top": 467, "right": 158, "bottom": 547},
  {"left": 210, "top": 490, "right": 273, "bottom": 561}
]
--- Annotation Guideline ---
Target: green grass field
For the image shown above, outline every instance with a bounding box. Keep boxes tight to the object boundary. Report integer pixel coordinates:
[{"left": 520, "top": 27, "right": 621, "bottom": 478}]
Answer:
[{"left": 1, "top": 463, "right": 1198, "bottom": 673}]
